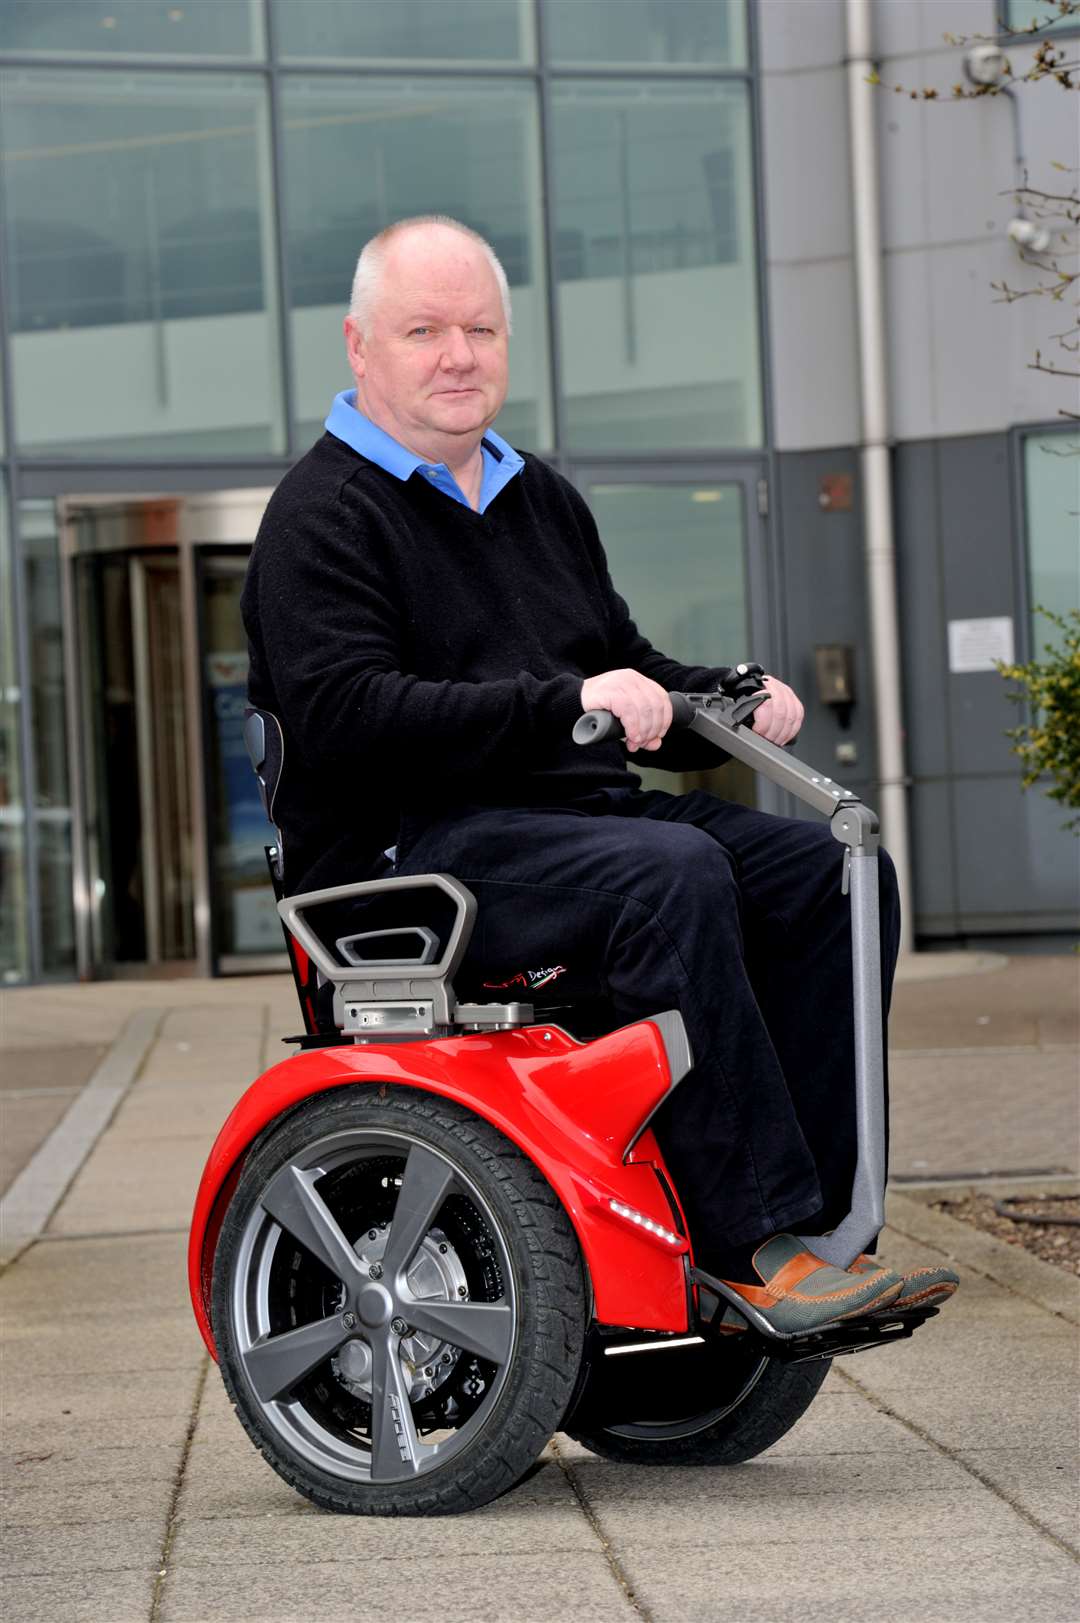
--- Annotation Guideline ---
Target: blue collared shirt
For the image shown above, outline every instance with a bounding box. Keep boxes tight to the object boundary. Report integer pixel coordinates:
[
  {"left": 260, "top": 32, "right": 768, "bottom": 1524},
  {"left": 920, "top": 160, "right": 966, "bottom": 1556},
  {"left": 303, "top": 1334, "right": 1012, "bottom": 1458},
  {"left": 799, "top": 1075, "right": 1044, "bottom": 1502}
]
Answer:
[{"left": 325, "top": 389, "right": 524, "bottom": 515}]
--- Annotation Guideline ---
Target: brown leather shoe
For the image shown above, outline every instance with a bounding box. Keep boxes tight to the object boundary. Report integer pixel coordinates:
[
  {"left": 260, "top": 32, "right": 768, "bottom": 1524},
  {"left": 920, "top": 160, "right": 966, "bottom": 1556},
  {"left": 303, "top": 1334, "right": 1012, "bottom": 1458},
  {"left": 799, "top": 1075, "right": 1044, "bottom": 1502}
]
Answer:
[
  {"left": 712, "top": 1234, "right": 903, "bottom": 1338},
  {"left": 852, "top": 1253, "right": 959, "bottom": 1312}
]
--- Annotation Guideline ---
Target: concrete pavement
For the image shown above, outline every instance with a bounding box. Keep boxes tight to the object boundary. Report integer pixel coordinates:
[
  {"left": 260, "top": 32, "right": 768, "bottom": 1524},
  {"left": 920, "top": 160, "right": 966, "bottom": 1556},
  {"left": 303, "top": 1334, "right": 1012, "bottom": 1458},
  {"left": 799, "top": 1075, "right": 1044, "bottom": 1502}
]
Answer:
[{"left": 1, "top": 957, "right": 1077, "bottom": 1621}]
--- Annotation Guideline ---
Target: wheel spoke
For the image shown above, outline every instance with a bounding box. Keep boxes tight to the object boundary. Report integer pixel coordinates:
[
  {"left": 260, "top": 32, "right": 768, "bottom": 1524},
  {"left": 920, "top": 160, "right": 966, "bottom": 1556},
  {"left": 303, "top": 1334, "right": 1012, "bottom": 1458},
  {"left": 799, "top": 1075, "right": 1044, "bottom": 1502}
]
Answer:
[
  {"left": 382, "top": 1144, "right": 457, "bottom": 1281},
  {"left": 242, "top": 1313, "right": 349, "bottom": 1403},
  {"left": 260, "top": 1164, "right": 364, "bottom": 1286},
  {"left": 405, "top": 1299, "right": 515, "bottom": 1366},
  {"left": 369, "top": 1330, "right": 422, "bottom": 1481}
]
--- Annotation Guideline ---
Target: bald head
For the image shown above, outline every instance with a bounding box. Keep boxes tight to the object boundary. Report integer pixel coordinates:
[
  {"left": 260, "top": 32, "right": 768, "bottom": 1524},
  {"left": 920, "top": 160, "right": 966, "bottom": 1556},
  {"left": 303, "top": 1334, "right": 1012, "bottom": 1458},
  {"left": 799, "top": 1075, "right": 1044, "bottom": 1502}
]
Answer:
[
  {"left": 342, "top": 215, "right": 511, "bottom": 476},
  {"left": 349, "top": 216, "right": 512, "bottom": 337}
]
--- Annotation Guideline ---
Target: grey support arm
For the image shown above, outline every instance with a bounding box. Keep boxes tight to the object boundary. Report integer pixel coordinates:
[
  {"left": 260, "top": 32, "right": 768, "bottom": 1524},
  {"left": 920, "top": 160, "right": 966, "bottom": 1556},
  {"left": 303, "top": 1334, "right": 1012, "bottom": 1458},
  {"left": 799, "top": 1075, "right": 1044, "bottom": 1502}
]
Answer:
[{"left": 574, "top": 689, "right": 886, "bottom": 1270}]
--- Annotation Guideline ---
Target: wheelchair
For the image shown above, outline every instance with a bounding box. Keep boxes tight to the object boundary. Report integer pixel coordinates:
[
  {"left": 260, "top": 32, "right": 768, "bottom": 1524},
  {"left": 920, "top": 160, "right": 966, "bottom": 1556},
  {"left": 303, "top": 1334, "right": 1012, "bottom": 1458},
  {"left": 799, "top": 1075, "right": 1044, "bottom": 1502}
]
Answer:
[{"left": 187, "top": 674, "right": 936, "bottom": 1516}]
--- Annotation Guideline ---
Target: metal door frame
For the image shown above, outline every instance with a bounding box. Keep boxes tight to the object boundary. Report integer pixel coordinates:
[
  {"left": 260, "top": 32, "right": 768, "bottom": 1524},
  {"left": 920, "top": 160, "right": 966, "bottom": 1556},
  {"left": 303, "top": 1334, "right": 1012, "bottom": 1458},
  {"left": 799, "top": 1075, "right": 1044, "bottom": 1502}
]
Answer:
[{"left": 59, "top": 488, "right": 273, "bottom": 979}]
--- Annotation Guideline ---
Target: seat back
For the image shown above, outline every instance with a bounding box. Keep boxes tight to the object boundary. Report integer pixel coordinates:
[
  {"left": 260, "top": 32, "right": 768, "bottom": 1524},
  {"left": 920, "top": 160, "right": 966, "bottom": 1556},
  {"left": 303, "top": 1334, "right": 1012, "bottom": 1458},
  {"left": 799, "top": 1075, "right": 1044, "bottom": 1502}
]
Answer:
[{"left": 242, "top": 707, "right": 286, "bottom": 882}]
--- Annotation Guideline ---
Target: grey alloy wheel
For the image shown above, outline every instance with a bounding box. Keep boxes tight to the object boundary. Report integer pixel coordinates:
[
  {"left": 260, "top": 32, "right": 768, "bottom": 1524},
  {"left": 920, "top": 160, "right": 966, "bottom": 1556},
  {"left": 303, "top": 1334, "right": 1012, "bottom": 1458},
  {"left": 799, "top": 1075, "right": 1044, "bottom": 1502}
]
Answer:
[{"left": 212, "top": 1087, "right": 587, "bottom": 1515}]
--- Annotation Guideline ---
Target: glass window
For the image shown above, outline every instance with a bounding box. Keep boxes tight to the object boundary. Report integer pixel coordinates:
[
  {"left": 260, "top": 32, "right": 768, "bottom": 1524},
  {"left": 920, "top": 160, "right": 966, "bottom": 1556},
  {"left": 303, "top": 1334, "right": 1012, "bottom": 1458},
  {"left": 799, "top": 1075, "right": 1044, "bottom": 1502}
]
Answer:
[
  {"left": 282, "top": 77, "right": 552, "bottom": 451},
  {"left": 551, "top": 80, "right": 762, "bottom": 452},
  {"left": 1005, "top": 1, "right": 1079, "bottom": 34},
  {"left": 0, "top": 0, "right": 261, "bottom": 58},
  {"left": 546, "top": 0, "right": 746, "bottom": 68},
  {"left": 1023, "top": 433, "right": 1080, "bottom": 651},
  {"left": 0, "top": 70, "right": 285, "bottom": 457},
  {"left": 587, "top": 478, "right": 755, "bottom": 805},
  {"left": 273, "top": 0, "right": 532, "bottom": 65},
  {"left": 0, "top": 481, "right": 27, "bottom": 982},
  {"left": 21, "top": 501, "right": 75, "bottom": 977}
]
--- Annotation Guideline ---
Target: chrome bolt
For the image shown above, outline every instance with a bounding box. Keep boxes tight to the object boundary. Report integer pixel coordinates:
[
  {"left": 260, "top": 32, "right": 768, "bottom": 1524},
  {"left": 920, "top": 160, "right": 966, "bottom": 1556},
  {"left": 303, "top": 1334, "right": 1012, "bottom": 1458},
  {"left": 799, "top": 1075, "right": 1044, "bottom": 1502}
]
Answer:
[
  {"left": 342, "top": 1311, "right": 357, "bottom": 1330},
  {"left": 441, "top": 1352, "right": 453, "bottom": 1365},
  {"left": 368, "top": 1262, "right": 383, "bottom": 1280},
  {"left": 438, "top": 1243, "right": 448, "bottom": 1254},
  {"left": 424, "top": 1365, "right": 434, "bottom": 1377},
  {"left": 457, "top": 1286, "right": 468, "bottom": 1298},
  {"left": 368, "top": 1228, "right": 378, "bottom": 1240},
  {"left": 391, "top": 1316, "right": 408, "bottom": 1336}
]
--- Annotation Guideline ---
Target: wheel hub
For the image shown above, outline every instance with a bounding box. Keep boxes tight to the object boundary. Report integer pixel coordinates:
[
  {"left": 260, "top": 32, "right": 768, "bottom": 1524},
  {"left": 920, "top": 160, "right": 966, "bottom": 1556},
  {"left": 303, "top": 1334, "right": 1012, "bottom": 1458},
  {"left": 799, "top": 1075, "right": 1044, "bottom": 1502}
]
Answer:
[
  {"left": 357, "top": 1283, "right": 393, "bottom": 1327},
  {"left": 332, "top": 1225, "right": 469, "bottom": 1403}
]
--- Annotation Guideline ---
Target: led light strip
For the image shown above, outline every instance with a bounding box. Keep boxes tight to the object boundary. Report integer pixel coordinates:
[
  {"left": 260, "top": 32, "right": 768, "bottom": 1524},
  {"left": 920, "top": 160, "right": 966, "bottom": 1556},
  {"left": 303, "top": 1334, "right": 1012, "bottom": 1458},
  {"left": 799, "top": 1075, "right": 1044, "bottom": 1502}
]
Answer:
[{"left": 608, "top": 1198, "right": 684, "bottom": 1247}]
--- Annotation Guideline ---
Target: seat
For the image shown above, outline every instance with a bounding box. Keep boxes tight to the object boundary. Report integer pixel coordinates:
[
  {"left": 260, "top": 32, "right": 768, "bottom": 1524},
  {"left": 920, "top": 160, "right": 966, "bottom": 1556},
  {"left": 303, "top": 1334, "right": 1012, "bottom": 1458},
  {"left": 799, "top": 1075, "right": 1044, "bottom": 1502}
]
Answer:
[{"left": 242, "top": 705, "right": 625, "bottom": 1043}]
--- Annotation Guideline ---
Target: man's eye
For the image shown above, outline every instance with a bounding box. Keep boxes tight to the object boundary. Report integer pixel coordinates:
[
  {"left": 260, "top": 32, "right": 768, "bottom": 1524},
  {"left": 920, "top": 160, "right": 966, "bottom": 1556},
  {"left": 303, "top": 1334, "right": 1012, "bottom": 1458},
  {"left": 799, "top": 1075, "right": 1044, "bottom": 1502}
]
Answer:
[
  {"left": 471, "top": 326, "right": 494, "bottom": 336},
  {"left": 408, "top": 326, "right": 432, "bottom": 337}
]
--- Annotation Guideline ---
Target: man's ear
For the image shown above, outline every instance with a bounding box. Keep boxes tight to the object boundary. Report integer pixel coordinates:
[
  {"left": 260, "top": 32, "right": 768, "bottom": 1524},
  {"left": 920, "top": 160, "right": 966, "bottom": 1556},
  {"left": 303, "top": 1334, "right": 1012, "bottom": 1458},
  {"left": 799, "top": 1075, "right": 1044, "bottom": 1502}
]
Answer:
[{"left": 344, "top": 315, "right": 366, "bottom": 378}]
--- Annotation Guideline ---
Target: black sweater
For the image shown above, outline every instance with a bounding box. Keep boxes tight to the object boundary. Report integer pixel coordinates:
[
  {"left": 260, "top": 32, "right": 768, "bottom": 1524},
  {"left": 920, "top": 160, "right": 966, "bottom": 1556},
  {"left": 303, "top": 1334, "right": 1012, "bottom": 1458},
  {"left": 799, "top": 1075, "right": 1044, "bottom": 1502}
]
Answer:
[{"left": 242, "top": 432, "right": 729, "bottom": 894}]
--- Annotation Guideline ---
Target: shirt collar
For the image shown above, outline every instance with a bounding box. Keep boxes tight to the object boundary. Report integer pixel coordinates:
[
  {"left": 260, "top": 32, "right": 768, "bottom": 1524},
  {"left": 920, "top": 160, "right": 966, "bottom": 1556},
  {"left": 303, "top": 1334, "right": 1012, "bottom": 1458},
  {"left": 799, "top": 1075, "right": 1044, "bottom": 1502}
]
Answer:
[{"left": 325, "top": 389, "right": 524, "bottom": 514}]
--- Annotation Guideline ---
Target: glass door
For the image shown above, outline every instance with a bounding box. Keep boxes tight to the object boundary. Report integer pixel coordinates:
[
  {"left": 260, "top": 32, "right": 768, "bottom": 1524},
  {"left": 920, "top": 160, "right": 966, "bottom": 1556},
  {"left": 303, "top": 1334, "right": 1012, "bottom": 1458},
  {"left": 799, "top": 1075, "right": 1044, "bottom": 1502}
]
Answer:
[
  {"left": 197, "top": 548, "right": 286, "bottom": 974},
  {"left": 571, "top": 464, "right": 774, "bottom": 807}
]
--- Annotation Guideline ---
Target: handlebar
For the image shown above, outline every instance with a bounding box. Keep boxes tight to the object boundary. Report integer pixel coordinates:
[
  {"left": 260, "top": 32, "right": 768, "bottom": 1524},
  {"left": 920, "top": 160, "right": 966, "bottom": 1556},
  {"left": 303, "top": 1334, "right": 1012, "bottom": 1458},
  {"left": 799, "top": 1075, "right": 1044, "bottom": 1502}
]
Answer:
[{"left": 573, "top": 686, "right": 765, "bottom": 748}]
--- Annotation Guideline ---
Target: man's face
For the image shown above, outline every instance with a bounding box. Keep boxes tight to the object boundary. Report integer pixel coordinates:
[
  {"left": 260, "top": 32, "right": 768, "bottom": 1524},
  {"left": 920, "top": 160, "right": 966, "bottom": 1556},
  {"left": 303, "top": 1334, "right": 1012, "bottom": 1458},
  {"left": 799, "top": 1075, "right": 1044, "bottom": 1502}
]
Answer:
[{"left": 345, "top": 228, "right": 509, "bottom": 458}]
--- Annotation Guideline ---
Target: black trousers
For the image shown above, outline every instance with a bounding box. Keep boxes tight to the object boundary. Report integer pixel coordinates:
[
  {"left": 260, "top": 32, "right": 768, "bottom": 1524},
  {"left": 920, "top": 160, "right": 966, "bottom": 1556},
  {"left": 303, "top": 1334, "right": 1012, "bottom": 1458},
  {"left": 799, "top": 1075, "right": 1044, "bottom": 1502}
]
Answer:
[{"left": 396, "top": 789, "right": 901, "bottom": 1256}]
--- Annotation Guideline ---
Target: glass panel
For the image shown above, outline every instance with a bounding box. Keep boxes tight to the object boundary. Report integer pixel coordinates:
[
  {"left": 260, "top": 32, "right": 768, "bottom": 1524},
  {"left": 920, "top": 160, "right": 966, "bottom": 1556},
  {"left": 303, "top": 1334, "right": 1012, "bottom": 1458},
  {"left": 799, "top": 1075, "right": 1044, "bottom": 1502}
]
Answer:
[
  {"left": 20, "top": 500, "right": 75, "bottom": 976},
  {"left": 1005, "top": 1, "right": 1078, "bottom": 34},
  {"left": 283, "top": 77, "right": 552, "bottom": 451},
  {"left": 551, "top": 81, "right": 762, "bottom": 452},
  {"left": 0, "top": 0, "right": 261, "bottom": 58},
  {"left": 273, "top": 0, "right": 532, "bottom": 65},
  {"left": 200, "top": 552, "right": 283, "bottom": 968},
  {"left": 1024, "top": 433, "right": 1080, "bottom": 652},
  {"left": 1, "top": 481, "right": 28, "bottom": 982},
  {"left": 546, "top": 0, "right": 746, "bottom": 68},
  {"left": 0, "top": 70, "right": 284, "bottom": 457},
  {"left": 588, "top": 479, "right": 755, "bottom": 804}
]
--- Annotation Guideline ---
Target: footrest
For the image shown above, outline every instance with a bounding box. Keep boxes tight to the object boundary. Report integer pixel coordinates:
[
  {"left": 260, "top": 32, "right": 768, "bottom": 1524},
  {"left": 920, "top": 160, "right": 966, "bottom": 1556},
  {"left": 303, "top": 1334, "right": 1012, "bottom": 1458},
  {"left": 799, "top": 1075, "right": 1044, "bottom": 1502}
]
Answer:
[{"left": 692, "top": 1265, "right": 939, "bottom": 1362}]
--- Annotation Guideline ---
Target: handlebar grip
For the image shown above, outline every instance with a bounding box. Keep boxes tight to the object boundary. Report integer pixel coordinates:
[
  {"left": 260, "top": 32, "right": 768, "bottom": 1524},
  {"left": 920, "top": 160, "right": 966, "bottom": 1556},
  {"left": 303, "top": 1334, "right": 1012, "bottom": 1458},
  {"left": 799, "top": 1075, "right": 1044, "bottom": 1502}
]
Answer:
[
  {"left": 573, "top": 692, "right": 697, "bottom": 747},
  {"left": 573, "top": 709, "right": 624, "bottom": 745}
]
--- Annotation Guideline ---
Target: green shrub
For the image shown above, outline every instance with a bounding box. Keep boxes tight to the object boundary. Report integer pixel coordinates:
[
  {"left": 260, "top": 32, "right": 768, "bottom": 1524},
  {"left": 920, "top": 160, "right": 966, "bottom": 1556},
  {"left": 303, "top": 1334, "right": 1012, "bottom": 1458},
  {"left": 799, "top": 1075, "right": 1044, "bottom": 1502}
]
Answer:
[{"left": 998, "top": 607, "right": 1080, "bottom": 831}]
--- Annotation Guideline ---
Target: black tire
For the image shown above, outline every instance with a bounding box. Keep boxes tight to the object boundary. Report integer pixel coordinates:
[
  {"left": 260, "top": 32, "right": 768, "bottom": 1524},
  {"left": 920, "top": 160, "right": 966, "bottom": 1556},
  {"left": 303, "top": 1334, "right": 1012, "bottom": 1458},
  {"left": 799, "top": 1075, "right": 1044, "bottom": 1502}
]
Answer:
[
  {"left": 211, "top": 1085, "right": 587, "bottom": 1515},
  {"left": 568, "top": 1344, "right": 831, "bottom": 1467}
]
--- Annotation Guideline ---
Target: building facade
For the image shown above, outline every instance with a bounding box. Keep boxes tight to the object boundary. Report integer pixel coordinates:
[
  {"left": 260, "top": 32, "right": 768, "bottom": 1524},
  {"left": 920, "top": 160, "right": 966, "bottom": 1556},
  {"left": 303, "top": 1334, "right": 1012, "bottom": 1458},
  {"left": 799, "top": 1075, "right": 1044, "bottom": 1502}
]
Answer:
[{"left": 0, "top": 0, "right": 1076, "bottom": 983}]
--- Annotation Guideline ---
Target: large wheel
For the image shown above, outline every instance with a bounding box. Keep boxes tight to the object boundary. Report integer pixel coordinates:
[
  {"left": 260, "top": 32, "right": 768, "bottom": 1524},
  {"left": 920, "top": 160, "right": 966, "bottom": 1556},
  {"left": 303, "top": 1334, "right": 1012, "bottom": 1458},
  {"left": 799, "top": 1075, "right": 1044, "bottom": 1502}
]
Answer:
[
  {"left": 567, "top": 1334, "right": 830, "bottom": 1466},
  {"left": 211, "top": 1086, "right": 587, "bottom": 1515}
]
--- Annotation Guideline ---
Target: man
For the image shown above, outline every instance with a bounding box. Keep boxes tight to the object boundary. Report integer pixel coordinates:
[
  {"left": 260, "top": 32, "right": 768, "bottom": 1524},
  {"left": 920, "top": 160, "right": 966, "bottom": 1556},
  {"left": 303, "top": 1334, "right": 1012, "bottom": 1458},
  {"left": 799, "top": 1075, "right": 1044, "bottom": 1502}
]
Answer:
[{"left": 243, "top": 216, "right": 957, "bottom": 1334}]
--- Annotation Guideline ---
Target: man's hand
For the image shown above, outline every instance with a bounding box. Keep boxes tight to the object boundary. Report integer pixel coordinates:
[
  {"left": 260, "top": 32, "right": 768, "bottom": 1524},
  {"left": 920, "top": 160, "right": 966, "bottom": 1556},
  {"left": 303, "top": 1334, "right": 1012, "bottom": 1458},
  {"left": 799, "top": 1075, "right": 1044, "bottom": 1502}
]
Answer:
[
  {"left": 750, "top": 676, "right": 804, "bottom": 746},
  {"left": 580, "top": 670, "right": 673, "bottom": 752}
]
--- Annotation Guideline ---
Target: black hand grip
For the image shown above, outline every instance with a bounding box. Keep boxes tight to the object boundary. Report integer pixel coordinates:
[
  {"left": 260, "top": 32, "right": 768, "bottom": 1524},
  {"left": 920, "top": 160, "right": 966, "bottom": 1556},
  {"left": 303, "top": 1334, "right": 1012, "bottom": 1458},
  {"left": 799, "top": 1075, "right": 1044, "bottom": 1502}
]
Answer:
[
  {"left": 573, "top": 692, "right": 697, "bottom": 747},
  {"left": 573, "top": 709, "right": 624, "bottom": 745}
]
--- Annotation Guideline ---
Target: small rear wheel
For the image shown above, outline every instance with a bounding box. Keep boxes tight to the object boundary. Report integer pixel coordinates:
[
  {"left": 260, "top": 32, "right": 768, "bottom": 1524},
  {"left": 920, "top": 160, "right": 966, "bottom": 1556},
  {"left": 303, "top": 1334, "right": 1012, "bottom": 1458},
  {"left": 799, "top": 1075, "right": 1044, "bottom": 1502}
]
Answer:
[
  {"left": 567, "top": 1337, "right": 830, "bottom": 1466},
  {"left": 212, "top": 1086, "right": 587, "bottom": 1515}
]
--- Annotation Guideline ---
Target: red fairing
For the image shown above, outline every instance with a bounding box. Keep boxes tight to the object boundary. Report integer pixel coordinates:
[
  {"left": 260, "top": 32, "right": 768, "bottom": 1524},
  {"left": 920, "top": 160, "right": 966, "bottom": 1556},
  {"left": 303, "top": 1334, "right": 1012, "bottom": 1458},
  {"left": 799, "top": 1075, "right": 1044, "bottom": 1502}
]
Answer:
[{"left": 189, "top": 1019, "right": 690, "bottom": 1356}]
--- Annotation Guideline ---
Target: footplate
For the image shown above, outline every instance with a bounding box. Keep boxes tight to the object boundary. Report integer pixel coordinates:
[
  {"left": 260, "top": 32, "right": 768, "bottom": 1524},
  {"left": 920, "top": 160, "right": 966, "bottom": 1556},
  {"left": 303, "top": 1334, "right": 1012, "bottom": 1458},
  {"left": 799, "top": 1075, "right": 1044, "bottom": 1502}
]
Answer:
[{"left": 692, "top": 1267, "right": 939, "bottom": 1362}]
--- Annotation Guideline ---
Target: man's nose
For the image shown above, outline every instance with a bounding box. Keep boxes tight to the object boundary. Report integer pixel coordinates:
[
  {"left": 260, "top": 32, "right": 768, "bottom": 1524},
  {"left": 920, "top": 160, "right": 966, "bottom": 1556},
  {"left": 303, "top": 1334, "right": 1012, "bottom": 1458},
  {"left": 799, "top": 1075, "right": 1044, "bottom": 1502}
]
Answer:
[{"left": 440, "top": 327, "right": 476, "bottom": 370}]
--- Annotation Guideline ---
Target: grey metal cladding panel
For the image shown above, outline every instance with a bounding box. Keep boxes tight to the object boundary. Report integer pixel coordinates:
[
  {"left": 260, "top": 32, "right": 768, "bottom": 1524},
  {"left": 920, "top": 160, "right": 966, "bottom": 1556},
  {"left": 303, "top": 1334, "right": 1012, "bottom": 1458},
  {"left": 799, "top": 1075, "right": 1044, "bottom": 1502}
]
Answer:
[
  {"left": 953, "top": 775, "right": 1080, "bottom": 920},
  {"left": 761, "top": 67, "right": 853, "bottom": 263},
  {"left": 909, "top": 777, "right": 959, "bottom": 932},
  {"left": 775, "top": 448, "right": 878, "bottom": 784},
  {"left": 767, "top": 260, "right": 860, "bottom": 450},
  {"left": 937, "top": 434, "right": 1019, "bottom": 776},
  {"left": 893, "top": 441, "right": 950, "bottom": 780},
  {"left": 757, "top": 0, "right": 845, "bottom": 72}
]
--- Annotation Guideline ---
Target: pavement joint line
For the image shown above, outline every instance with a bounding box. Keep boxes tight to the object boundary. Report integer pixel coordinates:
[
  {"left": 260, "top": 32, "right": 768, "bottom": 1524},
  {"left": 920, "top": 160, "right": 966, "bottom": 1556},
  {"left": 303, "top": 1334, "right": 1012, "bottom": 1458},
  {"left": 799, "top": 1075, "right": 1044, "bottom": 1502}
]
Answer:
[
  {"left": 149, "top": 1351, "right": 211, "bottom": 1623},
  {"left": 549, "top": 1435, "right": 653, "bottom": 1622},
  {"left": 0, "top": 1006, "right": 165, "bottom": 1272},
  {"left": 834, "top": 1364, "right": 1080, "bottom": 1565},
  {"left": 891, "top": 1043, "right": 1077, "bottom": 1058},
  {"left": 891, "top": 1172, "right": 1077, "bottom": 1189},
  {"left": 33, "top": 1224, "right": 189, "bottom": 1244}
]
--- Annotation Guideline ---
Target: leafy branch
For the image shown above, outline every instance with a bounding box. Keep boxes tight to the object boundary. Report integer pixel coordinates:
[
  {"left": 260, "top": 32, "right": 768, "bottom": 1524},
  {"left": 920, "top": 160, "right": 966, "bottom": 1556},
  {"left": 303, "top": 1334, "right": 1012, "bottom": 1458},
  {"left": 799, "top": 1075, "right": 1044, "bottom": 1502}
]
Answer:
[{"left": 998, "top": 608, "right": 1080, "bottom": 830}]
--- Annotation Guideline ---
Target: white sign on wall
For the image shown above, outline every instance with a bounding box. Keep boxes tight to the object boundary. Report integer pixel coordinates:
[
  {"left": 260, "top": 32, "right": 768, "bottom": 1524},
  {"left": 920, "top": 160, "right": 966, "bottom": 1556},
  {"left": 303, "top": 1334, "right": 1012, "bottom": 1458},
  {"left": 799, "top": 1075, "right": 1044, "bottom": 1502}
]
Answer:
[{"left": 947, "top": 616, "right": 1015, "bottom": 674}]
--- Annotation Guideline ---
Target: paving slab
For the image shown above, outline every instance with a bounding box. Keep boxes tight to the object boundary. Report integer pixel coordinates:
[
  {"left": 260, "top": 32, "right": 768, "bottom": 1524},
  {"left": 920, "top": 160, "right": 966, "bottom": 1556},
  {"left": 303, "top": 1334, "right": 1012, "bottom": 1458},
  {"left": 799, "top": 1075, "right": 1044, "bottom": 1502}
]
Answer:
[
  {"left": 0, "top": 1515, "right": 165, "bottom": 1579},
  {"left": 1, "top": 1568, "right": 157, "bottom": 1623},
  {"left": 888, "top": 1048, "right": 1079, "bottom": 1177},
  {"left": 158, "top": 1550, "right": 637, "bottom": 1623},
  {"left": 616, "top": 1532, "right": 1078, "bottom": 1623}
]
